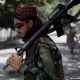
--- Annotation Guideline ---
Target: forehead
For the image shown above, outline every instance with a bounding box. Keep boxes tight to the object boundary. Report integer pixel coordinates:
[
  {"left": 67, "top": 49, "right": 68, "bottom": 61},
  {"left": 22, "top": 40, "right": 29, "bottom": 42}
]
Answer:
[{"left": 14, "top": 18, "right": 23, "bottom": 24}]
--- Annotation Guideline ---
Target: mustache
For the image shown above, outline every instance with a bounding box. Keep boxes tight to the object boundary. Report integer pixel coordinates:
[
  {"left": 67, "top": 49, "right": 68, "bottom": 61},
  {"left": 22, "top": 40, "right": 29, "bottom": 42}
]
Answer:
[{"left": 18, "top": 32, "right": 21, "bottom": 34}]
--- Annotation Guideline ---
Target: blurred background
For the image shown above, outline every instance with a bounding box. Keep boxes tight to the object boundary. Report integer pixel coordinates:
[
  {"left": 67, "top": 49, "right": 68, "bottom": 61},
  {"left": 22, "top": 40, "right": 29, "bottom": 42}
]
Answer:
[{"left": 0, "top": 0, "right": 80, "bottom": 80}]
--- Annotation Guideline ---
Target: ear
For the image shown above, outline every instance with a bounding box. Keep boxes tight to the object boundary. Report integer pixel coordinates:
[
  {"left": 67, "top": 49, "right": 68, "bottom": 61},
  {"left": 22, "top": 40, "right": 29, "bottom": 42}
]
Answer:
[{"left": 28, "top": 20, "right": 33, "bottom": 29}]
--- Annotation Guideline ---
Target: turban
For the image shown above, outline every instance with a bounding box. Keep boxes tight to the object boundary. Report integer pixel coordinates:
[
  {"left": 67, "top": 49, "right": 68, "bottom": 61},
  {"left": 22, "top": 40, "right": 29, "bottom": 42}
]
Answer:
[{"left": 15, "top": 5, "right": 37, "bottom": 21}]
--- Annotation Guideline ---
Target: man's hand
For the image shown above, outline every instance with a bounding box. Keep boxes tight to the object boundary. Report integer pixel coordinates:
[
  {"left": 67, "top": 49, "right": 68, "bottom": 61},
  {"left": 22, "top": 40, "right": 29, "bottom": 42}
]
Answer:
[{"left": 6, "top": 53, "right": 23, "bottom": 70}]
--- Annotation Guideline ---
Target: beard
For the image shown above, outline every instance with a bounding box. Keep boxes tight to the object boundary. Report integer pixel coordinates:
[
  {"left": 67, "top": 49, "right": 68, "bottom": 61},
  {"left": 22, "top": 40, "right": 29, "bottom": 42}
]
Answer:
[
  {"left": 17, "top": 26, "right": 36, "bottom": 42},
  {"left": 17, "top": 31, "right": 29, "bottom": 41},
  {"left": 17, "top": 32, "right": 25, "bottom": 39},
  {"left": 17, "top": 32, "right": 22, "bottom": 38}
]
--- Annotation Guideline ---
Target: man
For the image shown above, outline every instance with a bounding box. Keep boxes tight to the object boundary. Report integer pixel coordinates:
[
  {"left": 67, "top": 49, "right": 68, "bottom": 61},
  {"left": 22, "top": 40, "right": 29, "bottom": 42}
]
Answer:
[
  {"left": 67, "top": 26, "right": 76, "bottom": 54},
  {"left": 6, "top": 4, "right": 65, "bottom": 80}
]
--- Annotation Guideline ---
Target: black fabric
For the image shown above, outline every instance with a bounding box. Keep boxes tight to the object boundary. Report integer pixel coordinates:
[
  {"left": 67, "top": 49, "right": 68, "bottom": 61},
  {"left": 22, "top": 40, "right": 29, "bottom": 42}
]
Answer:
[
  {"left": 24, "top": 71, "right": 35, "bottom": 80},
  {"left": 14, "top": 13, "right": 36, "bottom": 21}
]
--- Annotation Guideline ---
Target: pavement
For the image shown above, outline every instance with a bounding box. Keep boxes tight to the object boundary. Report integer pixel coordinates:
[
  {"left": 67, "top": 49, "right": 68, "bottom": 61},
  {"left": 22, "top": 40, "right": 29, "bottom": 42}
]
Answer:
[{"left": 0, "top": 33, "right": 80, "bottom": 80}]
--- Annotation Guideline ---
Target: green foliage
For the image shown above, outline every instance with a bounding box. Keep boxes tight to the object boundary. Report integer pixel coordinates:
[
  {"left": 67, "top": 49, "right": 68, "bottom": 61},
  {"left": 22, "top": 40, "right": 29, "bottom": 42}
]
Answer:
[
  {"left": 0, "top": 0, "right": 57, "bottom": 27},
  {"left": 36, "top": 0, "right": 60, "bottom": 21},
  {"left": 68, "top": 4, "right": 80, "bottom": 16},
  {"left": 0, "top": 0, "right": 79, "bottom": 29}
]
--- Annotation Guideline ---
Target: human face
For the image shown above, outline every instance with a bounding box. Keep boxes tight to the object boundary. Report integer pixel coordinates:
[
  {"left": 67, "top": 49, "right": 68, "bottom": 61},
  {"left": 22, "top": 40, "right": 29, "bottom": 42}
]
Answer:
[{"left": 14, "top": 18, "right": 33, "bottom": 38}]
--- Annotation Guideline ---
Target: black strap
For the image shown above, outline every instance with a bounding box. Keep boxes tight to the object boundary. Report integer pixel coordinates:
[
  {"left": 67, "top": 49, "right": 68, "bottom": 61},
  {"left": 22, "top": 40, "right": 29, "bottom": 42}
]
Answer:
[{"left": 14, "top": 13, "right": 36, "bottom": 21}]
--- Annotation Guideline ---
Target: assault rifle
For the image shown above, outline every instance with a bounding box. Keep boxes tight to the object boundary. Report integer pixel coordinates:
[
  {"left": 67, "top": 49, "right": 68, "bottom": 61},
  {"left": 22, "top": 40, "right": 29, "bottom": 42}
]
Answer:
[{"left": 3, "top": 0, "right": 80, "bottom": 69}]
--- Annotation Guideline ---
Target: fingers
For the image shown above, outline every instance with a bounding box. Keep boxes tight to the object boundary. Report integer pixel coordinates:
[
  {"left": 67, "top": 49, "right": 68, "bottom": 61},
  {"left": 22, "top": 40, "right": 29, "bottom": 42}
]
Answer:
[
  {"left": 11, "top": 53, "right": 18, "bottom": 57},
  {"left": 11, "top": 53, "right": 22, "bottom": 59},
  {"left": 6, "top": 53, "right": 22, "bottom": 65},
  {"left": 6, "top": 57, "right": 11, "bottom": 65},
  {"left": 6, "top": 53, "right": 23, "bottom": 70}
]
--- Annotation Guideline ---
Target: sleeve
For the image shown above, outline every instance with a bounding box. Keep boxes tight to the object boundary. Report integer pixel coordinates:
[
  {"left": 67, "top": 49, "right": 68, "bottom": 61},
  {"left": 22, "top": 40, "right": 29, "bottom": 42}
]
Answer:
[
  {"left": 17, "top": 41, "right": 56, "bottom": 80},
  {"left": 17, "top": 59, "right": 39, "bottom": 74},
  {"left": 17, "top": 60, "right": 29, "bottom": 74},
  {"left": 36, "top": 43, "right": 56, "bottom": 80}
]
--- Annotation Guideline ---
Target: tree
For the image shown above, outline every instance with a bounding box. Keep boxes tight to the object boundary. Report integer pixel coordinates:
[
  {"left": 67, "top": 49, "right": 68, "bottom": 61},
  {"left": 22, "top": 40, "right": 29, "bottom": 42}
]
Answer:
[{"left": 0, "top": 0, "right": 79, "bottom": 28}]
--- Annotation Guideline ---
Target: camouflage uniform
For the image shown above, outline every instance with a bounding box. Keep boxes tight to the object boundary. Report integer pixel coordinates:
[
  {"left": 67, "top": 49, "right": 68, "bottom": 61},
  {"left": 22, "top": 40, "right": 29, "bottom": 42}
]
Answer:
[{"left": 18, "top": 35, "right": 65, "bottom": 80}]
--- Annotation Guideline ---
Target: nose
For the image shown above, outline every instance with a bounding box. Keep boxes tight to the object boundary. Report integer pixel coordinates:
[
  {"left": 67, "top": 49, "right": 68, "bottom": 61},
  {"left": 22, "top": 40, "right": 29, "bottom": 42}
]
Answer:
[{"left": 15, "top": 28, "right": 20, "bottom": 32}]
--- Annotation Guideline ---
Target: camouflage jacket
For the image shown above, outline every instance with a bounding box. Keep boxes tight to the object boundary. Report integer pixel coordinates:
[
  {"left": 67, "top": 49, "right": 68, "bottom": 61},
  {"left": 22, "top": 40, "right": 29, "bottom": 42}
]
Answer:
[{"left": 18, "top": 35, "right": 65, "bottom": 80}]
